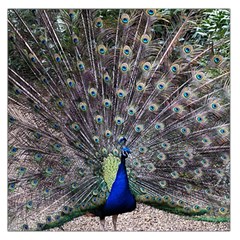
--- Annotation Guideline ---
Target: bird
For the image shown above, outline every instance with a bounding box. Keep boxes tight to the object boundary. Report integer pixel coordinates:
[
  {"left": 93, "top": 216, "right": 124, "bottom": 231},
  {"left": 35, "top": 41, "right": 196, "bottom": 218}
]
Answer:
[{"left": 8, "top": 9, "right": 230, "bottom": 231}]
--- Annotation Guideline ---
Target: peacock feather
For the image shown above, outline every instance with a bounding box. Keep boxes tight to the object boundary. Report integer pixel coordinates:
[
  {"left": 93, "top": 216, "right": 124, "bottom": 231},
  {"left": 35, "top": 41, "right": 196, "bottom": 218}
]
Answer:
[{"left": 8, "top": 9, "right": 230, "bottom": 231}]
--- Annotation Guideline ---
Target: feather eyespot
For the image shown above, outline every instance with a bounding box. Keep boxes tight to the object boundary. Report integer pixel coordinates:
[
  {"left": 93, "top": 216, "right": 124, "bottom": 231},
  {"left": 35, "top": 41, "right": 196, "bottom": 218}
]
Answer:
[
  {"left": 182, "top": 45, "right": 193, "bottom": 55},
  {"left": 136, "top": 82, "right": 146, "bottom": 92},
  {"left": 93, "top": 136, "right": 100, "bottom": 143},
  {"left": 127, "top": 106, "right": 136, "bottom": 116},
  {"left": 71, "top": 122, "right": 80, "bottom": 131},
  {"left": 78, "top": 102, "right": 87, "bottom": 111},
  {"left": 95, "top": 115, "right": 104, "bottom": 124},
  {"left": 77, "top": 61, "right": 85, "bottom": 71},
  {"left": 142, "top": 62, "right": 151, "bottom": 71},
  {"left": 54, "top": 54, "right": 61, "bottom": 62},
  {"left": 72, "top": 35, "right": 79, "bottom": 44},
  {"left": 115, "top": 116, "right": 124, "bottom": 125},
  {"left": 155, "top": 122, "right": 164, "bottom": 131},
  {"left": 103, "top": 99, "right": 112, "bottom": 108},
  {"left": 170, "top": 64, "right": 179, "bottom": 74},
  {"left": 135, "top": 124, "right": 144, "bottom": 133},
  {"left": 212, "top": 55, "right": 223, "bottom": 65},
  {"left": 26, "top": 200, "right": 33, "bottom": 209},
  {"left": 141, "top": 34, "right": 151, "bottom": 44},
  {"left": 148, "top": 103, "right": 158, "bottom": 112},
  {"left": 105, "top": 130, "right": 112, "bottom": 138},
  {"left": 139, "top": 146, "right": 147, "bottom": 153},
  {"left": 123, "top": 46, "right": 132, "bottom": 56},
  {"left": 116, "top": 89, "right": 127, "bottom": 99},
  {"left": 120, "top": 63, "right": 129, "bottom": 72},
  {"left": 22, "top": 224, "right": 29, "bottom": 231},
  {"left": 146, "top": 9, "right": 156, "bottom": 16},
  {"left": 69, "top": 10, "right": 75, "bottom": 19},
  {"left": 67, "top": 78, "right": 75, "bottom": 88},
  {"left": 89, "top": 88, "right": 97, "bottom": 97},
  {"left": 9, "top": 183, "right": 16, "bottom": 191},
  {"left": 95, "top": 18, "right": 103, "bottom": 28},
  {"left": 97, "top": 45, "right": 107, "bottom": 55},
  {"left": 121, "top": 14, "right": 130, "bottom": 24},
  {"left": 103, "top": 73, "right": 111, "bottom": 83}
]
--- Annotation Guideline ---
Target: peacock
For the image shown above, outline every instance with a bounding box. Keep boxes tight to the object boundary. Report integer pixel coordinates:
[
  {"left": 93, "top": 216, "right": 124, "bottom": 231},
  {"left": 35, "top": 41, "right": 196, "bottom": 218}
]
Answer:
[{"left": 8, "top": 9, "right": 230, "bottom": 231}]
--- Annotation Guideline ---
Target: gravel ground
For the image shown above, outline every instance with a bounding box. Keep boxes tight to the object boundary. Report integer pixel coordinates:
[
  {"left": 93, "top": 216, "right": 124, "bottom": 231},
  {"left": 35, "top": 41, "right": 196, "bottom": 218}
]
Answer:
[{"left": 49, "top": 204, "right": 230, "bottom": 232}]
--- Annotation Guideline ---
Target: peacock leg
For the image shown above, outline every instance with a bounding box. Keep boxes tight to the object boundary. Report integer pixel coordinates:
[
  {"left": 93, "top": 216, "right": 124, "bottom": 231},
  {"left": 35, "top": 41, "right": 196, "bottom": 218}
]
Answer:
[
  {"left": 112, "top": 214, "right": 118, "bottom": 231},
  {"left": 100, "top": 218, "right": 106, "bottom": 231}
]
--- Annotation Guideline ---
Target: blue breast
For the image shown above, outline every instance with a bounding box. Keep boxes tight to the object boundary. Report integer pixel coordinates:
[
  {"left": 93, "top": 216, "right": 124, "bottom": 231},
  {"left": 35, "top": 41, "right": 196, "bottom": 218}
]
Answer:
[{"left": 103, "top": 162, "right": 136, "bottom": 216}]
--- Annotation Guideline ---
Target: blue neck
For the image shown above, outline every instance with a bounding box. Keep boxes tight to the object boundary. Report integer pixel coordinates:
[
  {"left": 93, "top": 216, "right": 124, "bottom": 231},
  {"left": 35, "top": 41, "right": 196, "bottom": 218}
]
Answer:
[{"left": 102, "top": 154, "right": 136, "bottom": 217}]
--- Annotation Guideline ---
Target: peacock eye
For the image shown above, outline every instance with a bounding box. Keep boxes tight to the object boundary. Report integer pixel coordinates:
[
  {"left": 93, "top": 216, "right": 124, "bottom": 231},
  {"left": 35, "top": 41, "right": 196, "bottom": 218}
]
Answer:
[
  {"left": 96, "top": 21, "right": 102, "bottom": 27},
  {"left": 148, "top": 104, "right": 157, "bottom": 112},
  {"left": 55, "top": 54, "right": 61, "bottom": 62},
  {"left": 9, "top": 183, "right": 15, "bottom": 190},
  {"left": 105, "top": 130, "right": 112, "bottom": 138},
  {"left": 171, "top": 66, "right": 177, "bottom": 72},
  {"left": 181, "top": 128, "right": 186, "bottom": 133},
  {"left": 72, "top": 36, "right": 79, "bottom": 44},
  {"left": 183, "top": 92, "right": 189, "bottom": 98},
  {"left": 67, "top": 78, "right": 75, "bottom": 88},
  {"left": 99, "top": 48, "right": 105, "bottom": 54},
  {"left": 95, "top": 115, "right": 104, "bottom": 124},
  {"left": 157, "top": 83, "right": 164, "bottom": 90},
  {"left": 214, "top": 57, "right": 220, "bottom": 63},
  {"left": 122, "top": 18, "right": 128, "bottom": 23},
  {"left": 93, "top": 136, "right": 100, "bottom": 143},
  {"left": 103, "top": 99, "right": 112, "bottom": 108},
  {"left": 58, "top": 100, "right": 64, "bottom": 107},
  {"left": 78, "top": 102, "right": 87, "bottom": 111},
  {"left": 173, "top": 107, "right": 179, "bottom": 112},
  {"left": 22, "top": 224, "right": 29, "bottom": 230},
  {"left": 138, "top": 146, "right": 147, "bottom": 154},
  {"left": 54, "top": 143, "right": 62, "bottom": 151},
  {"left": 34, "top": 153, "right": 43, "bottom": 161},
  {"left": 135, "top": 125, "right": 143, "bottom": 132},
  {"left": 29, "top": 54, "right": 36, "bottom": 63},
  {"left": 78, "top": 63, "right": 85, "bottom": 71},
  {"left": 15, "top": 88, "right": 21, "bottom": 95},
  {"left": 58, "top": 176, "right": 65, "bottom": 183},
  {"left": 115, "top": 117, "right": 124, "bottom": 125},
  {"left": 11, "top": 147, "right": 18, "bottom": 153},
  {"left": 219, "top": 129, "right": 225, "bottom": 134},
  {"left": 211, "top": 103, "right": 217, "bottom": 109},
  {"left": 95, "top": 18, "right": 103, "bottom": 28},
  {"left": 89, "top": 88, "right": 97, "bottom": 97},
  {"left": 9, "top": 116, "right": 15, "bottom": 123},
  {"left": 143, "top": 63, "right": 151, "bottom": 71},
  {"left": 147, "top": 9, "right": 154, "bottom": 15},
  {"left": 71, "top": 122, "right": 80, "bottom": 131},
  {"left": 116, "top": 89, "right": 127, "bottom": 99},
  {"left": 122, "top": 66, "right": 127, "bottom": 71},
  {"left": 196, "top": 74, "right": 202, "bottom": 80},
  {"left": 212, "top": 55, "right": 223, "bottom": 65}
]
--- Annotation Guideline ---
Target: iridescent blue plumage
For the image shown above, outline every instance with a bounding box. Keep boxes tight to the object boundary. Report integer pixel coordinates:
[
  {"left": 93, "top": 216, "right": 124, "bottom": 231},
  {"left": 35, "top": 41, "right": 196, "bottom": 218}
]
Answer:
[{"left": 102, "top": 148, "right": 135, "bottom": 218}]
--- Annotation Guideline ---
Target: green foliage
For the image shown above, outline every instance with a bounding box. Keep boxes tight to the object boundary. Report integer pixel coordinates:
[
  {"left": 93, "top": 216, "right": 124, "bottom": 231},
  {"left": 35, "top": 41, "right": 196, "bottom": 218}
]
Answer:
[{"left": 193, "top": 9, "right": 230, "bottom": 57}]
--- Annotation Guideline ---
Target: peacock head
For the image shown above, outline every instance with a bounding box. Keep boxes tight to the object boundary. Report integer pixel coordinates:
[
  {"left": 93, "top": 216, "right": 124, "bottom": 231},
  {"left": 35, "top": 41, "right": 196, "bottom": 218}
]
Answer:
[{"left": 121, "top": 146, "right": 131, "bottom": 158}]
